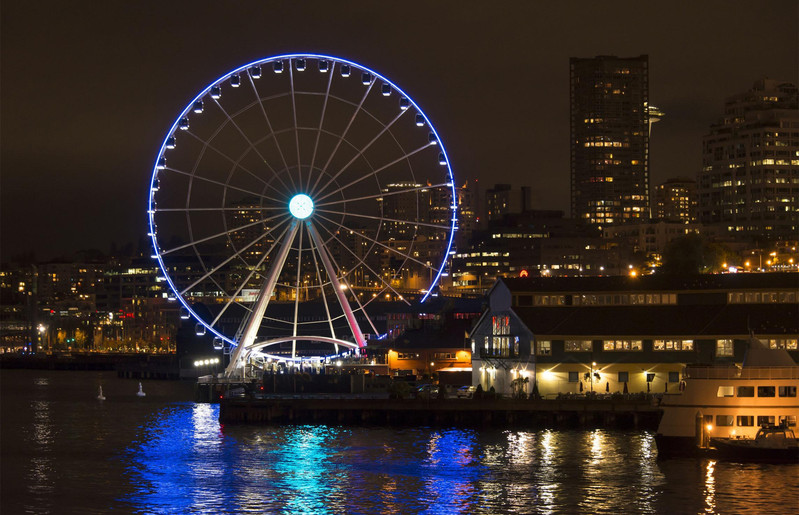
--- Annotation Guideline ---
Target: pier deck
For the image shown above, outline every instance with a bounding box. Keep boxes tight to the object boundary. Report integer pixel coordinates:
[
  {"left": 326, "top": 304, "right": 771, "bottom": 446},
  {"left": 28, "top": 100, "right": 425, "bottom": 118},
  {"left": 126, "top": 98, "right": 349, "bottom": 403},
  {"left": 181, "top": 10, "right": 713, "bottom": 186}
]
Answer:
[{"left": 219, "top": 395, "right": 662, "bottom": 429}]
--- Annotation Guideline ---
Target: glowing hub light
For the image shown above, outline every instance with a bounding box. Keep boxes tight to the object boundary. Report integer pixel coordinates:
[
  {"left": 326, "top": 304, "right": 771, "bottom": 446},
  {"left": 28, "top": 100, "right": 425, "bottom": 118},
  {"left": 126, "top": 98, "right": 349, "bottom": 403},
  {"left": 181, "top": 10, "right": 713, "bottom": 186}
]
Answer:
[{"left": 289, "top": 194, "right": 314, "bottom": 219}]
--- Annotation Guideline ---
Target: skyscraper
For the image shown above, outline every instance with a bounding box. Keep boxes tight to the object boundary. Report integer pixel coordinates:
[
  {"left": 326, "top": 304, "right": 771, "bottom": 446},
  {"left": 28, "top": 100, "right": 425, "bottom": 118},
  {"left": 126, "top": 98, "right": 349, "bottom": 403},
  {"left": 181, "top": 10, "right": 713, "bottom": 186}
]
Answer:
[
  {"left": 653, "top": 177, "right": 697, "bottom": 223},
  {"left": 699, "top": 79, "right": 798, "bottom": 239},
  {"left": 570, "top": 55, "right": 651, "bottom": 226}
]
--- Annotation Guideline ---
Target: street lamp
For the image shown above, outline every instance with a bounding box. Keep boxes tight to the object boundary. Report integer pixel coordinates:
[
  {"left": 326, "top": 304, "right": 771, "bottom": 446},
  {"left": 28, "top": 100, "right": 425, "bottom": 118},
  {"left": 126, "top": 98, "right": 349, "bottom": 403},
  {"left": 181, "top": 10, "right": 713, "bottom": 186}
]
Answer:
[{"left": 37, "top": 324, "right": 48, "bottom": 353}]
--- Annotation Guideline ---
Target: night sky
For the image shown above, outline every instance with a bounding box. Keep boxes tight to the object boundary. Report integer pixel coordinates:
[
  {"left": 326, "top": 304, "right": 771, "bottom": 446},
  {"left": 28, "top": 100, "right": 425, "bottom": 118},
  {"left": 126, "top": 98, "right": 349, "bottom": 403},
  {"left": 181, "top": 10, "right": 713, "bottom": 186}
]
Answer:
[{"left": 2, "top": 1, "right": 796, "bottom": 262}]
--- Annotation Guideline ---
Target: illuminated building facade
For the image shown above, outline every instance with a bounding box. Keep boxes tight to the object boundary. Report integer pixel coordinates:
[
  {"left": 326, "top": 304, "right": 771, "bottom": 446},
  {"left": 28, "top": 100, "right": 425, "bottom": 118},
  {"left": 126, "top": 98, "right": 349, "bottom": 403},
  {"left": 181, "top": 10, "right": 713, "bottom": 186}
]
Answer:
[
  {"left": 653, "top": 177, "right": 697, "bottom": 222},
  {"left": 472, "top": 273, "right": 799, "bottom": 397},
  {"left": 699, "top": 79, "right": 799, "bottom": 239},
  {"left": 570, "top": 55, "right": 651, "bottom": 226}
]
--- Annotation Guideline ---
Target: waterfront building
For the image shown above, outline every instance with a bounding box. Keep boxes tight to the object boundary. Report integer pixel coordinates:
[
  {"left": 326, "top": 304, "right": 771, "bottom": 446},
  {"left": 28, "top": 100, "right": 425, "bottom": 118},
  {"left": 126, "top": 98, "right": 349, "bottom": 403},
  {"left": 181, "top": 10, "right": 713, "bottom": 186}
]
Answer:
[
  {"left": 468, "top": 280, "right": 535, "bottom": 396},
  {"left": 368, "top": 296, "right": 480, "bottom": 380},
  {"left": 470, "top": 273, "right": 799, "bottom": 397},
  {"left": 699, "top": 79, "right": 799, "bottom": 240},
  {"left": 570, "top": 55, "right": 651, "bottom": 226},
  {"left": 653, "top": 177, "right": 698, "bottom": 223}
]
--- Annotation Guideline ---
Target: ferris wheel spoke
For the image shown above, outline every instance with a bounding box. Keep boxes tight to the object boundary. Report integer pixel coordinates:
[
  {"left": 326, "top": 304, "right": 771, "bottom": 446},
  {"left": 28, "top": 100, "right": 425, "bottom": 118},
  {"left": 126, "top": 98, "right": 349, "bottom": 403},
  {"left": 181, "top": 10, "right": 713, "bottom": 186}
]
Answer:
[
  {"left": 315, "top": 142, "right": 434, "bottom": 203},
  {"left": 305, "top": 61, "right": 336, "bottom": 198},
  {"left": 315, "top": 182, "right": 452, "bottom": 208},
  {"left": 316, "top": 207, "right": 452, "bottom": 231},
  {"left": 214, "top": 94, "right": 294, "bottom": 194},
  {"left": 225, "top": 220, "right": 300, "bottom": 376},
  {"left": 291, "top": 225, "right": 306, "bottom": 358},
  {"left": 312, "top": 108, "right": 408, "bottom": 199},
  {"left": 178, "top": 217, "right": 290, "bottom": 296},
  {"left": 156, "top": 205, "right": 284, "bottom": 213},
  {"left": 159, "top": 212, "right": 289, "bottom": 256},
  {"left": 245, "top": 73, "right": 296, "bottom": 192},
  {"left": 182, "top": 130, "right": 287, "bottom": 201},
  {"left": 314, "top": 220, "right": 411, "bottom": 306},
  {"left": 305, "top": 222, "right": 366, "bottom": 347},
  {"left": 307, "top": 226, "right": 338, "bottom": 343},
  {"left": 310, "top": 79, "right": 376, "bottom": 194},
  {"left": 289, "top": 61, "right": 303, "bottom": 192},
  {"left": 161, "top": 166, "right": 278, "bottom": 203},
  {"left": 208, "top": 222, "right": 294, "bottom": 327},
  {"left": 315, "top": 213, "right": 435, "bottom": 271},
  {"left": 340, "top": 274, "right": 381, "bottom": 335}
]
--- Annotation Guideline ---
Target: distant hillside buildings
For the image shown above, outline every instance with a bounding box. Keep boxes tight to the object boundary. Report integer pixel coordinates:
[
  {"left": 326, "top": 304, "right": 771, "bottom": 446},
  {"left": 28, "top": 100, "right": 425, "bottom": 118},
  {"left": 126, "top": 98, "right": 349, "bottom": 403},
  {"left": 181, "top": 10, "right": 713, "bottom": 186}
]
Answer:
[{"left": 699, "top": 78, "right": 798, "bottom": 239}]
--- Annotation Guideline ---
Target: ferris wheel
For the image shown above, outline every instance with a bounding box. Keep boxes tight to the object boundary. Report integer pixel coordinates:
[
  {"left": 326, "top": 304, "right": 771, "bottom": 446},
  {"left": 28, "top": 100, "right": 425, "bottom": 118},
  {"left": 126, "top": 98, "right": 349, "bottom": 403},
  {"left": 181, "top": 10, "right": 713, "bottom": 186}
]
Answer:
[{"left": 147, "top": 54, "right": 457, "bottom": 377}]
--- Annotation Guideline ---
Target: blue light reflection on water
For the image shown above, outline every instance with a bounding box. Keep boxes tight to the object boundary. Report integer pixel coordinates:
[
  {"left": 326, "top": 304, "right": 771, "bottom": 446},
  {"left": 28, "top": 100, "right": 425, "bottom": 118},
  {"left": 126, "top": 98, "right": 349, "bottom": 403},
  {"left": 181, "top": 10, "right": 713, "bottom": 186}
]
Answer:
[
  {"left": 123, "top": 404, "right": 227, "bottom": 513},
  {"left": 121, "top": 405, "right": 490, "bottom": 514}
]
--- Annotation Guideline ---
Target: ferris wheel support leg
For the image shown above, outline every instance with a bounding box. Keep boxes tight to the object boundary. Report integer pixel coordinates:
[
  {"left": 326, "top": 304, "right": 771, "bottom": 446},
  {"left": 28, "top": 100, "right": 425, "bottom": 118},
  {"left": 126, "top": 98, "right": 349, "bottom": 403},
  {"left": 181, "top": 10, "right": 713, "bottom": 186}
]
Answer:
[
  {"left": 306, "top": 221, "right": 366, "bottom": 351},
  {"left": 224, "top": 220, "right": 300, "bottom": 378}
]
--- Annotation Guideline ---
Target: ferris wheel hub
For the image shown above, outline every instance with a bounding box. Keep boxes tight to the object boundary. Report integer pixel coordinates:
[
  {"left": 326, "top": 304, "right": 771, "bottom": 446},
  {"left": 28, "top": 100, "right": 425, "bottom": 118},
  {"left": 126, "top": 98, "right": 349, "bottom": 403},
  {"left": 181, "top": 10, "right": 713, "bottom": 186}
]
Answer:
[{"left": 288, "top": 193, "right": 314, "bottom": 219}]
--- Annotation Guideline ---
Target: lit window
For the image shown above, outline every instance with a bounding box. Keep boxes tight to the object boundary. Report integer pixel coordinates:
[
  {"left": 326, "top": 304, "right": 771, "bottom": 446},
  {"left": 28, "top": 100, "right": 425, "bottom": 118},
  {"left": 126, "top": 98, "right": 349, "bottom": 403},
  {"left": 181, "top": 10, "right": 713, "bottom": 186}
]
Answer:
[
  {"left": 537, "top": 340, "right": 551, "bottom": 356},
  {"left": 565, "top": 340, "right": 592, "bottom": 352},
  {"left": 716, "top": 415, "right": 734, "bottom": 426},
  {"left": 736, "top": 416, "right": 754, "bottom": 427},
  {"left": 716, "top": 339, "right": 734, "bottom": 357}
]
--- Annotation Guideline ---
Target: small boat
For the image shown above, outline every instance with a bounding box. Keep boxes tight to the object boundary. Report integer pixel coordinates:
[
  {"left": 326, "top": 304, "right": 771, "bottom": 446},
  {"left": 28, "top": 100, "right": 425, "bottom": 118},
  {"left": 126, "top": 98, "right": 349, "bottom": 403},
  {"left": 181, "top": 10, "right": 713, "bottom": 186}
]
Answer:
[
  {"left": 97, "top": 386, "right": 106, "bottom": 401},
  {"left": 137, "top": 382, "right": 146, "bottom": 397},
  {"left": 711, "top": 422, "right": 799, "bottom": 463}
]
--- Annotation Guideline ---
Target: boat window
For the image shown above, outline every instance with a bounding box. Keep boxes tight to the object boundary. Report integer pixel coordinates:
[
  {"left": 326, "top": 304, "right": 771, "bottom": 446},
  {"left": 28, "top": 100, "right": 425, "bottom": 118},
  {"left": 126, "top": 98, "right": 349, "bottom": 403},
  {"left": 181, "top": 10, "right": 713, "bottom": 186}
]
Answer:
[
  {"left": 757, "top": 386, "right": 776, "bottom": 397},
  {"left": 757, "top": 416, "right": 775, "bottom": 426},
  {"left": 568, "top": 371, "right": 579, "bottom": 383},
  {"left": 716, "top": 415, "right": 734, "bottom": 426},
  {"left": 618, "top": 371, "right": 629, "bottom": 383},
  {"left": 668, "top": 371, "right": 679, "bottom": 383},
  {"left": 779, "top": 386, "right": 797, "bottom": 397},
  {"left": 779, "top": 415, "right": 797, "bottom": 427},
  {"left": 716, "top": 339, "right": 734, "bottom": 357},
  {"left": 717, "top": 386, "right": 734, "bottom": 397},
  {"left": 737, "top": 386, "right": 755, "bottom": 397},
  {"left": 736, "top": 416, "right": 754, "bottom": 426}
]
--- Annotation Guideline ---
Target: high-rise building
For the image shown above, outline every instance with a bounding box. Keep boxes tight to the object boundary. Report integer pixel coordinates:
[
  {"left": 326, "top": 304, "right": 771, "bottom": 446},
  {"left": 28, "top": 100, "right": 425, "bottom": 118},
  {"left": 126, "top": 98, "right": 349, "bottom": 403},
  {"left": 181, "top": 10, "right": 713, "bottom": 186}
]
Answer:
[
  {"left": 485, "top": 184, "right": 531, "bottom": 221},
  {"left": 653, "top": 177, "right": 697, "bottom": 223},
  {"left": 454, "top": 179, "right": 479, "bottom": 250},
  {"left": 570, "top": 55, "right": 651, "bottom": 226},
  {"left": 699, "top": 79, "right": 799, "bottom": 239}
]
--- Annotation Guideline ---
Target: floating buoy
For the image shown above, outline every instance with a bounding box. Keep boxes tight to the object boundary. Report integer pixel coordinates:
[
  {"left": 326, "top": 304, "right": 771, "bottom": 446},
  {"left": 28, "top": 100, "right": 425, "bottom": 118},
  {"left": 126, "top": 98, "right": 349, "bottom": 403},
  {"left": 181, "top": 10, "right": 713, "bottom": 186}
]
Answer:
[
  {"left": 97, "top": 386, "right": 106, "bottom": 401},
  {"left": 136, "top": 382, "right": 146, "bottom": 397}
]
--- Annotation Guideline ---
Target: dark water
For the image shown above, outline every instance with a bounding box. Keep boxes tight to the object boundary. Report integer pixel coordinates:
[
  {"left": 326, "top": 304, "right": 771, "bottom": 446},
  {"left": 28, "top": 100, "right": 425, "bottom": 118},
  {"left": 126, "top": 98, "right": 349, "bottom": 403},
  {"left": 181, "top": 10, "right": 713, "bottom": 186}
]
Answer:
[{"left": 2, "top": 370, "right": 797, "bottom": 514}]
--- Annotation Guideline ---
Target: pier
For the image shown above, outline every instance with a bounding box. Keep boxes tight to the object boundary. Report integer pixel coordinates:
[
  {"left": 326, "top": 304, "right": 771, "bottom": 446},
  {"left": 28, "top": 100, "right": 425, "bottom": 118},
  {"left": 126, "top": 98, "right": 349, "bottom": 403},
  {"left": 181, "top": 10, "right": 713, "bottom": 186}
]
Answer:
[{"left": 219, "top": 395, "right": 662, "bottom": 429}]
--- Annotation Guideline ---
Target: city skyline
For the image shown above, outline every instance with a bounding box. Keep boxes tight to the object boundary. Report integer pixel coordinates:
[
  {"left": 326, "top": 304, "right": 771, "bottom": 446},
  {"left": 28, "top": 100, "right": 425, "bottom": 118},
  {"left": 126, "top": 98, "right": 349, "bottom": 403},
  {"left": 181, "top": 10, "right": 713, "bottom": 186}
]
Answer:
[{"left": 2, "top": 1, "right": 797, "bottom": 261}]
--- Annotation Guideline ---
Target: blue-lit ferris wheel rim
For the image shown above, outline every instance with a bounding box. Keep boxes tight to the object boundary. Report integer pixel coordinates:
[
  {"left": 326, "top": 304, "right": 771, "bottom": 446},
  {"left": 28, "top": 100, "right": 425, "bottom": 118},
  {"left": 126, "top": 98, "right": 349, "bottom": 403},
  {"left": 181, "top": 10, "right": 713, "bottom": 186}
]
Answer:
[{"left": 147, "top": 53, "right": 457, "bottom": 351}]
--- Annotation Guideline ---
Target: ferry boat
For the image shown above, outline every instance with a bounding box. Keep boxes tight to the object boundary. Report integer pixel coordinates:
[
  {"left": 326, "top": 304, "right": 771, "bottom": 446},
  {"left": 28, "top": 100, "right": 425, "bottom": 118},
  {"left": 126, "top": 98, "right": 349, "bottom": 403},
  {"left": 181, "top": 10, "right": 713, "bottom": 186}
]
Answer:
[{"left": 655, "top": 337, "right": 799, "bottom": 459}]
